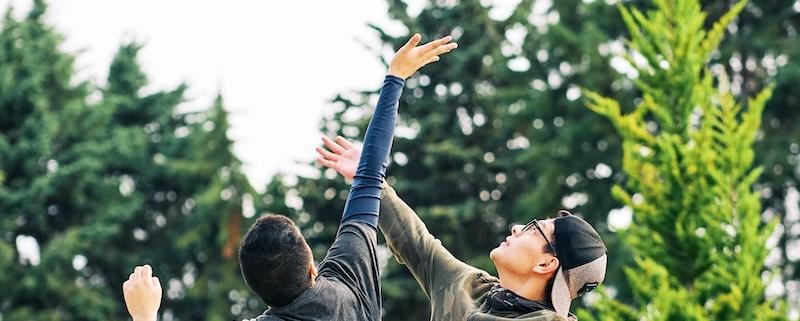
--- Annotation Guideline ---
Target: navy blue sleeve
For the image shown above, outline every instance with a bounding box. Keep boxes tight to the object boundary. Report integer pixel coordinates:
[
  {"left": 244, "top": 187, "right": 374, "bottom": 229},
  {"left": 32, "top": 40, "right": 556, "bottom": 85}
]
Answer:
[{"left": 340, "top": 75, "right": 404, "bottom": 227}]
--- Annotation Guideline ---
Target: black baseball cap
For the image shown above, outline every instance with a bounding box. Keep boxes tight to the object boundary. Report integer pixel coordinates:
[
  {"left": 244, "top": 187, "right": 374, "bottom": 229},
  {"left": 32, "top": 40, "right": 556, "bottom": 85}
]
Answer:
[{"left": 550, "top": 210, "right": 608, "bottom": 317}]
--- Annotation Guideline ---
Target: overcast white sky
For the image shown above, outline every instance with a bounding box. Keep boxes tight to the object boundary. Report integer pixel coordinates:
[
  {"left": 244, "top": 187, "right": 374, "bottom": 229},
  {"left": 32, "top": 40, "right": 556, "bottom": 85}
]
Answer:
[{"left": 0, "top": 0, "right": 419, "bottom": 191}]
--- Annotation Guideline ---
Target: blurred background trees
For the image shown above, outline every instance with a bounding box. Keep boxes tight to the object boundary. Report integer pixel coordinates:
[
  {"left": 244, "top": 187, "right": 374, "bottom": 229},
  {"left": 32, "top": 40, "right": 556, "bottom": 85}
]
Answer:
[
  {"left": 1, "top": 1, "right": 258, "bottom": 320},
  {"left": 1, "top": 0, "right": 798, "bottom": 320}
]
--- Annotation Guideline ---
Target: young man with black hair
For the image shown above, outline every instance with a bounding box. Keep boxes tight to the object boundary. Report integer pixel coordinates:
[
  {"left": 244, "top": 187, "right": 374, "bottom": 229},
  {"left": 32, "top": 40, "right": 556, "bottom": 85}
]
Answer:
[
  {"left": 316, "top": 136, "right": 607, "bottom": 321},
  {"left": 123, "top": 33, "right": 457, "bottom": 321}
]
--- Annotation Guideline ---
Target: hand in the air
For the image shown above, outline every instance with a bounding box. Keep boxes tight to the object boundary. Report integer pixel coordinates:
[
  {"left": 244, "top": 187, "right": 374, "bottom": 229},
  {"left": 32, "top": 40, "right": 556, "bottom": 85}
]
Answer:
[
  {"left": 122, "top": 264, "right": 162, "bottom": 321},
  {"left": 316, "top": 135, "right": 361, "bottom": 182},
  {"left": 387, "top": 33, "right": 458, "bottom": 80}
]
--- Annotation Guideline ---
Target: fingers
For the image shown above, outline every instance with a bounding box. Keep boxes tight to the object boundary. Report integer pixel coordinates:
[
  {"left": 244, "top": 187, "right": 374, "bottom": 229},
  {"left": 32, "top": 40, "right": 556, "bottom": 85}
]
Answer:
[
  {"left": 418, "top": 35, "right": 456, "bottom": 54},
  {"left": 125, "top": 265, "right": 157, "bottom": 290},
  {"left": 321, "top": 135, "right": 356, "bottom": 154},
  {"left": 435, "top": 41, "right": 458, "bottom": 55},
  {"left": 316, "top": 157, "right": 336, "bottom": 169},
  {"left": 140, "top": 265, "right": 160, "bottom": 291},
  {"left": 141, "top": 264, "right": 153, "bottom": 279},
  {"left": 426, "top": 35, "right": 453, "bottom": 49},
  {"left": 316, "top": 136, "right": 343, "bottom": 170},
  {"left": 421, "top": 36, "right": 457, "bottom": 63},
  {"left": 334, "top": 135, "right": 355, "bottom": 150},
  {"left": 151, "top": 276, "right": 161, "bottom": 289},
  {"left": 399, "top": 33, "right": 422, "bottom": 52},
  {"left": 315, "top": 146, "right": 338, "bottom": 161},
  {"left": 321, "top": 136, "right": 346, "bottom": 154},
  {"left": 130, "top": 266, "right": 142, "bottom": 283}
]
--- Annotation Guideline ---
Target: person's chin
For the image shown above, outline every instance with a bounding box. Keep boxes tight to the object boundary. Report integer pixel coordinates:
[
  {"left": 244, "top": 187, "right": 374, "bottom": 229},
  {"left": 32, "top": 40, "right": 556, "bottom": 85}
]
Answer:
[{"left": 489, "top": 247, "right": 502, "bottom": 261}]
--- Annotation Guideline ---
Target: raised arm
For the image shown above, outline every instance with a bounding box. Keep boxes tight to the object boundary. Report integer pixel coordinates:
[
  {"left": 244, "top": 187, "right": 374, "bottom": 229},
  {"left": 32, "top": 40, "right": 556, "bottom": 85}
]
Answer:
[
  {"left": 340, "top": 33, "right": 457, "bottom": 226},
  {"left": 315, "top": 34, "right": 457, "bottom": 319}
]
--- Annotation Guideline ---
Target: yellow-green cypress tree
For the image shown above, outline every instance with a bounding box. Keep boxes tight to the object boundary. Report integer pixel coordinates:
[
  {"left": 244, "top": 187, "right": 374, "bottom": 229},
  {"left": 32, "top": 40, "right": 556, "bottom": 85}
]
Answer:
[{"left": 580, "top": 0, "right": 789, "bottom": 319}]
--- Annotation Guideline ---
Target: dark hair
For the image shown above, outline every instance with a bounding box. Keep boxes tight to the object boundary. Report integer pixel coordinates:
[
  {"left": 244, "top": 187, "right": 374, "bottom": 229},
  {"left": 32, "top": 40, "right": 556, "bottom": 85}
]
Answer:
[{"left": 239, "top": 214, "right": 313, "bottom": 307}]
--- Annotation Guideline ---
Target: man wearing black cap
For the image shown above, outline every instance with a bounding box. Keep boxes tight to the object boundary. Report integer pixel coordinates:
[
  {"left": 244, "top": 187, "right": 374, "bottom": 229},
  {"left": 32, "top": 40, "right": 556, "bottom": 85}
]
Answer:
[{"left": 317, "top": 136, "right": 608, "bottom": 320}]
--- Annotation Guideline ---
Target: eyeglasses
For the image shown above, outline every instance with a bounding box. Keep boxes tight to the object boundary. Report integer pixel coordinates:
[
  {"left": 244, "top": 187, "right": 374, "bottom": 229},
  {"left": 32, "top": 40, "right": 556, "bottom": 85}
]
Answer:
[{"left": 521, "top": 219, "right": 557, "bottom": 256}]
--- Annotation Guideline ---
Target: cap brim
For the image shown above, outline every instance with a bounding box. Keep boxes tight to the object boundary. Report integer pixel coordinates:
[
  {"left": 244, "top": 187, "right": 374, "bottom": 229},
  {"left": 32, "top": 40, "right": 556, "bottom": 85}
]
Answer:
[
  {"left": 551, "top": 267, "right": 572, "bottom": 318},
  {"left": 551, "top": 254, "right": 608, "bottom": 317}
]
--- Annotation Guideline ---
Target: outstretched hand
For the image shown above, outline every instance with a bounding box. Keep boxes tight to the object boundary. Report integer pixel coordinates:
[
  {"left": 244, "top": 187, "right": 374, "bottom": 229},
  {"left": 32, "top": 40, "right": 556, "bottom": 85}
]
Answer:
[
  {"left": 316, "top": 135, "right": 362, "bottom": 182},
  {"left": 122, "top": 264, "right": 162, "bottom": 321},
  {"left": 388, "top": 33, "right": 458, "bottom": 79}
]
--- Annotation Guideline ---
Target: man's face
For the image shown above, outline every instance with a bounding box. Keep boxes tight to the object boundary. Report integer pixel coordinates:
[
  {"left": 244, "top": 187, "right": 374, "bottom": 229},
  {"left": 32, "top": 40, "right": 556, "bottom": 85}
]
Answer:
[{"left": 490, "top": 218, "right": 558, "bottom": 276}]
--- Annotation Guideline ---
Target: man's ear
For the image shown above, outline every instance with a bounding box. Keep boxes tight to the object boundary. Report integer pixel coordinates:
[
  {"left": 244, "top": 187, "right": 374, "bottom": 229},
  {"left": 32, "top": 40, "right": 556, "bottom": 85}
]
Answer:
[
  {"left": 309, "top": 264, "right": 318, "bottom": 279},
  {"left": 533, "top": 256, "right": 559, "bottom": 275}
]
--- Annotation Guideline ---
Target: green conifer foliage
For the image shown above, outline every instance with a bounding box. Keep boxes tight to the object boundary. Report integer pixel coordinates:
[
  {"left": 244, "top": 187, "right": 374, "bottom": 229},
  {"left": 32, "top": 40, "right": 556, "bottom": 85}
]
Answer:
[
  {"left": 581, "top": 0, "right": 789, "bottom": 319},
  {"left": 0, "top": 1, "right": 124, "bottom": 319},
  {"left": 1, "top": 2, "right": 256, "bottom": 319},
  {"left": 101, "top": 44, "right": 256, "bottom": 320}
]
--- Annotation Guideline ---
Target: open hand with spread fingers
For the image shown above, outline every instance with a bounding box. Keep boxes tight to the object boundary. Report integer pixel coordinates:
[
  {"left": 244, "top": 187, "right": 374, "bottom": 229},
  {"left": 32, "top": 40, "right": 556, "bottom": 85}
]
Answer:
[{"left": 316, "top": 135, "right": 361, "bottom": 182}]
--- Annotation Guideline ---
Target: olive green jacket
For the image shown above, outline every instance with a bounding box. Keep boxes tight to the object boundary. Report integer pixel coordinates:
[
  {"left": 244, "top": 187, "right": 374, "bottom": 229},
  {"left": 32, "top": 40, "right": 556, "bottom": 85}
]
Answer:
[{"left": 379, "top": 183, "right": 571, "bottom": 321}]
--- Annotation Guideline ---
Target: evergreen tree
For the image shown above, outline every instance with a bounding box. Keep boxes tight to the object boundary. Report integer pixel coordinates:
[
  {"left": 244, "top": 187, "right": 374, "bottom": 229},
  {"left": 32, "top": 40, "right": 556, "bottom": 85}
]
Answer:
[
  {"left": 100, "top": 44, "right": 256, "bottom": 320},
  {"left": 1, "top": 2, "right": 257, "bottom": 319},
  {"left": 633, "top": 0, "right": 800, "bottom": 310},
  {"left": 0, "top": 1, "right": 128, "bottom": 319},
  {"left": 581, "top": 0, "right": 789, "bottom": 319},
  {"left": 164, "top": 95, "right": 258, "bottom": 320},
  {"left": 96, "top": 41, "right": 196, "bottom": 319},
  {"left": 706, "top": 0, "right": 800, "bottom": 309}
]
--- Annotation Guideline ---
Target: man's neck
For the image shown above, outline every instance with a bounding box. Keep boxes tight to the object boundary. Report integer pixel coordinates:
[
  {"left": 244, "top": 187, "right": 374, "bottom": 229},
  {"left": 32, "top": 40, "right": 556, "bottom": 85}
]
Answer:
[{"left": 497, "top": 273, "right": 549, "bottom": 302}]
